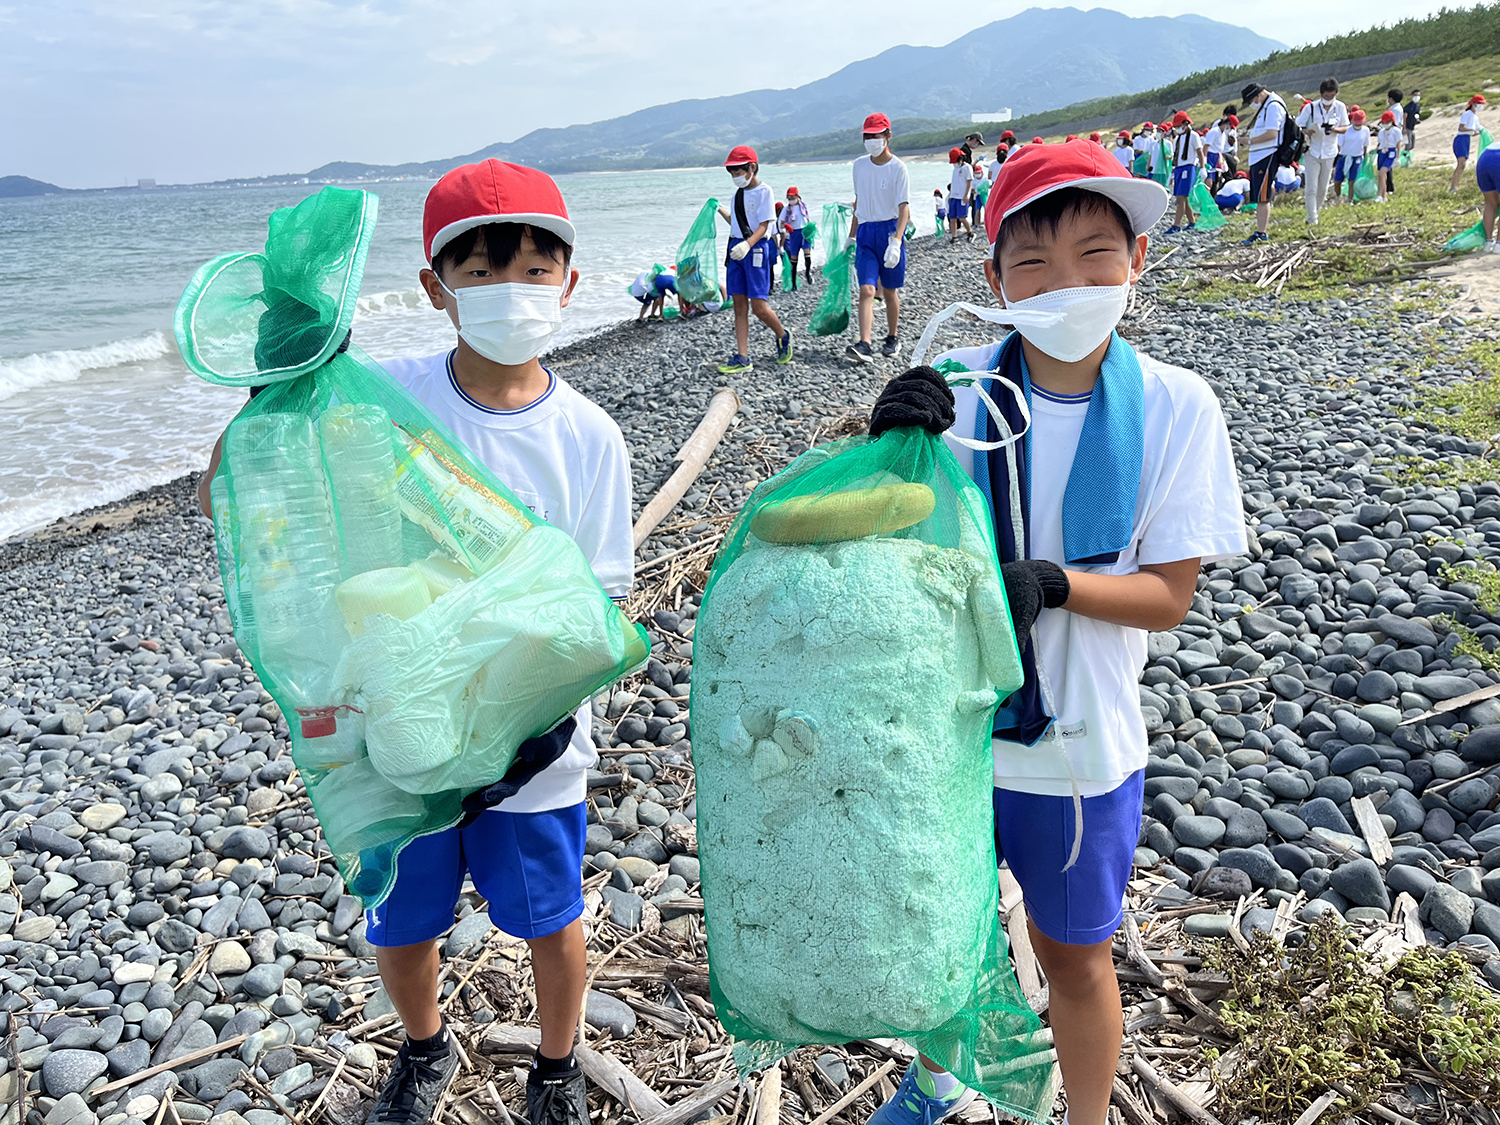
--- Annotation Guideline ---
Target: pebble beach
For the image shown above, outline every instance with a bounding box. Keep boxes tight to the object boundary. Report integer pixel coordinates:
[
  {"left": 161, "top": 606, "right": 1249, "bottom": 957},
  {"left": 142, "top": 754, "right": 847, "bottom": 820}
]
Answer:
[{"left": 2, "top": 221, "right": 1499, "bottom": 1125}]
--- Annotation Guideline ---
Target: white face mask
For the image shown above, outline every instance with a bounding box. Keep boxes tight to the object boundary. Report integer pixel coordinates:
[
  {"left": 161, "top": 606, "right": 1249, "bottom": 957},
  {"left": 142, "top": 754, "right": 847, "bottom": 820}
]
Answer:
[
  {"left": 864, "top": 137, "right": 887, "bottom": 155},
  {"left": 1322, "top": 97, "right": 1335, "bottom": 106},
  {"left": 730, "top": 173, "right": 751, "bottom": 189},
  {"left": 996, "top": 281, "right": 1133, "bottom": 362},
  {"left": 441, "top": 279, "right": 565, "bottom": 365}
]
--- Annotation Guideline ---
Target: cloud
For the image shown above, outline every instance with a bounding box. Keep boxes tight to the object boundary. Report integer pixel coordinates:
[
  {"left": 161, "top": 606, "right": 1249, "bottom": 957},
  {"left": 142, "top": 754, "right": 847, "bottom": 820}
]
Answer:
[{"left": 0, "top": 0, "right": 1460, "bottom": 188}]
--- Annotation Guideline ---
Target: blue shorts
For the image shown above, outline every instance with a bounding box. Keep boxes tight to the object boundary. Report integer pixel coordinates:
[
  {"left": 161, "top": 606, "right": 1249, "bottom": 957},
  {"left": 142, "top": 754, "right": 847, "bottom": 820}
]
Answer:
[
  {"left": 1377, "top": 151, "right": 1397, "bottom": 170},
  {"left": 784, "top": 228, "right": 806, "bottom": 258},
  {"left": 725, "top": 237, "right": 774, "bottom": 300},
  {"left": 993, "top": 770, "right": 1144, "bottom": 946},
  {"left": 365, "top": 804, "right": 586, "bottom": 946},
  {"left": 653, "top": 273, "right": 676, "bottom": 295},
  {"left": 1207, "top": 152, "right": 1221, "bottom": 170},
  {"left": 1214, "top": 193, "right": 1242, "bottom": 212},
  {"left": 947, "top": 198, "right": 968, "bottom": 219},
  {"left": 1333, "top": 155, "right": 1353, "bottom": 182},
  {"left": 855, "top": 218, "right": 905, "bottom": 290},
  {"left": 1478, "top": 146, "right": 1500, "bottom": 193},
  {"left": 1456, "top": 134, "right": 1473, "bottom": 160},
  {"left": 1171, "top": 165, "right": 1196, "bottom": 197}
]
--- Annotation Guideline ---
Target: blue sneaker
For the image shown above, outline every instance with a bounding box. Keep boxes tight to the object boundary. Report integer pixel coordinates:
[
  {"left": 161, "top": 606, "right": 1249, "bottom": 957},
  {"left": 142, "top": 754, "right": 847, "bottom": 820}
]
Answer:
[
  {"left": 867, "top": 1061, "right": 976, "bottom": 1125},
  {"left": 1163, "top": 225, "right": 1182, "bottom": 234},
  {"left": 776, "top": 331, "right": 793, "bottom": 365},
  {"left": 1240, "top": 231, "right": 1269, "bottom": 245},
  {"left": 717, "top": 353, "right": 753, "bottom": 374}
]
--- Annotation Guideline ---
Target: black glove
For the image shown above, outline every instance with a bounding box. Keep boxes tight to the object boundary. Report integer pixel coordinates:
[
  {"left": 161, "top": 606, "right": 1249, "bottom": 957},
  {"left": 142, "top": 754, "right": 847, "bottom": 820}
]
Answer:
[
  {"left": 869, "top": 366, "right": 956, "bottom": 438},
  {"left": 457, "top": 717, "right": 577, "bottom": 828},
  {"left": 1000, "top": 560, "right": 1071, "bottom": 637}
]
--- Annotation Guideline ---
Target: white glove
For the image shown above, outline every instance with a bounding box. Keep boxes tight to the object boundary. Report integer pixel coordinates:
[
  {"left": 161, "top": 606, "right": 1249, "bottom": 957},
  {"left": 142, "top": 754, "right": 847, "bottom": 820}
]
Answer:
[
  {"left": 845, "top": 235, "right": 857, "bottom": 250},
  {"left": 883, "top": 238, "right": 902, "bottom": 269},
  {"left": 730, "top": 241, "right": 750, "bottom": 261}
]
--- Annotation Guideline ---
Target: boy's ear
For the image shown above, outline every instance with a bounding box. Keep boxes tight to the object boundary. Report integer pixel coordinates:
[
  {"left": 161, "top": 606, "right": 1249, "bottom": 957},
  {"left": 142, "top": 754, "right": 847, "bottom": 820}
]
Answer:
[
  {"left": 983, "top": 257, "right": 1005, "bottom": 304},
  {"left": 560, "top": 267, "right": 579, "bottom": 309},
  {"left": 1128, "top": 233, "right": 1148, "bottom": 283},
  {"left": 419, "top": 267, "right": 448, "bottom": 311}
]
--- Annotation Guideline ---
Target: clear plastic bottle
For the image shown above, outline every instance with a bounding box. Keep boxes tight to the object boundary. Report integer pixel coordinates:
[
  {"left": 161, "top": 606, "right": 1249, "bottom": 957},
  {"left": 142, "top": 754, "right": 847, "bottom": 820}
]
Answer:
[
  {"left": 226, "top": 412, "right": 345, "bottom": 706},
  {"left": 318, "top": 403, "right": 404, "bottom": 577}
]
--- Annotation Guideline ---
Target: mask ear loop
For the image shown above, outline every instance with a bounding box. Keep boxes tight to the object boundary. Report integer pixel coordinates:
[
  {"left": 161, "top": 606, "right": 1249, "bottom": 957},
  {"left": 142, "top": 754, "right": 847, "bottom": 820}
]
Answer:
[{"left": 910, "top": 301, "right": 1063, "bottom": 367}]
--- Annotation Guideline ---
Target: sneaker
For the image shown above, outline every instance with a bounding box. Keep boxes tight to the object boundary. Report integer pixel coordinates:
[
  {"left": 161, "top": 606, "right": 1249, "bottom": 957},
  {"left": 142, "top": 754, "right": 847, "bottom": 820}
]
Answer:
[
  {"left": 527, "top": 1062, "right": 589, "bottom": 1125},
  {"left": 777, "top": 331, "right": 793, "bottom": 365},
  {"left": 1163, "top": 225, "right": 1182, "bottom": 235},
  {"left": 881, "top": 335, "right": 900, "bottom": 358},
  {"left": 1486, "top": 240, "right": 1500, "bottom": 255},
  {"left": 367, "top": 1039, "right": 459, "bottom": 1125},
  {"left": 1240, "top": 232, "right": 1269, "bottom": 245},
  {"left": 717, "top": 353, "right": 753, "bottom": 374},
  {"left": 1186, "top": 222, "right": 1197, "bottom": 230},
  {"left": 868, "top": 1061, "right": 977, "bottom": 1125},
  {"left": 846, "top": 340, "right": 875, "bottom": 364}
]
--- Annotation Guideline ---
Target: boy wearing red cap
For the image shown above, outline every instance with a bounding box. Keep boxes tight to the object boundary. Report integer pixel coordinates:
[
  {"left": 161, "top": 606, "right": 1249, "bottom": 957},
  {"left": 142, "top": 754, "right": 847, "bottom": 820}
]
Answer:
[
  {"left": 1377, "top": 110, "right": 1402, "bottom": 201},
  {"left": 1112, "top": 131, "right": 1133, "bottom": 170},
  {"left": 325, "top": 160, "right": 631, "bottom": 1125},
  {"left": 780, "top": 187, "right": 813, "bottom": 288},
  {"left": 1453, "top": 95, "right": 1487, "bottom": 193},
  {"left": 1164, "top": 112, "right": 1204, "bottom": 233},
  {"left": 948, "top": 147, "right": 975, "bottom": 243},
  {"left": 716, "top": 145, "right": 792, "bottom": 373},
  {"left": 848, "top": 112, "right": 911, "bottom": 363},
  {"left": 1335, "top": 107, "right": 1370, "bottom": 204},
  {"left": 864, "top": 143, "right": 1244, "bottom": 1125}
]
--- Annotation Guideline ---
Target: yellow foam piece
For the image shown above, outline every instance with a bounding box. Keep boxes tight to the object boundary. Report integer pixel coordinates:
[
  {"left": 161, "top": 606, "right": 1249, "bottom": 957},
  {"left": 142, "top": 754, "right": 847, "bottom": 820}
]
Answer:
[{"left": 749, "top": 482, "right": 935, "bottom": 544}]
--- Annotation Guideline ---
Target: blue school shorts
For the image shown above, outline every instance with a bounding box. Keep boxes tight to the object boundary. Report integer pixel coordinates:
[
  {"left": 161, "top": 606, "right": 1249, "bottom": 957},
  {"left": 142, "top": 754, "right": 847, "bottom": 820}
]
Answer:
[
  {"left": 1455, "top": 133, "right": 1473, "bottom": 160},
  {"left": 1171, "top": 165, "right": 1196, "bottom": 197},
  {"left": 725, "top": 237, "right": 774, "bottom": 300},
  {"left": 1333, "top": 155, "right": 1351, "bottom": 182},
  {"left": 855, "top": 218, "right": 906, "bottom": 290},
  {"left": 364, "top": 804, "right": 587, "bottom": 946},
  {"left": 1214, "top": 192, "right": 1242, "bottom": 212},
  {"left": 993, "top": 770, "right": 1145, "bottom": 946},
  {"left": 1377, "top": 151, "right": 1397, "bottom": 170},
  {"left": 947, "top": 198, "right": 968, "bottom": 219},
  {"left": 784, "top": 228, "right": 805, "bottom": 258},
  {"left": 1477, "top": 146, "right": 1500, "bottom": 193},
  {"left": 653, "top": 273, "right": 677, "bottom": 295},
  {"left": 1206, "top": 151, "right": 1221, "bottom": 170}
]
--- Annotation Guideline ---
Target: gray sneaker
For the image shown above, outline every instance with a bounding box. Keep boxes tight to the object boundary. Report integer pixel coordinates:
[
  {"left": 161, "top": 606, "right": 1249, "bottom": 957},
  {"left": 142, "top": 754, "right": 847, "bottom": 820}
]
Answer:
[
  {"left": 367, "top": 1041, "right": 459, "bottom": 1125},
  {"left": 527, "top": 1063, "right": 590, "bottom": 1125}
]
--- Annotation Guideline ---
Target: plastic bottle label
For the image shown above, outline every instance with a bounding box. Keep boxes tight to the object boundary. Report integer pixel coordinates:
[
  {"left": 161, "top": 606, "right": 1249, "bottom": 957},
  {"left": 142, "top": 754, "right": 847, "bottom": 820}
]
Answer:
[{"left": 392, "top": 428, "right": 532, "bottom": 571}]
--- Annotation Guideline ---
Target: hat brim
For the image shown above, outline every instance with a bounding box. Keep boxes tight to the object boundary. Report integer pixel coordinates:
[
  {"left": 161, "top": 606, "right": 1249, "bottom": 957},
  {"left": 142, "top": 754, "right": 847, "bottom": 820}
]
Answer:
[
  {"left": 428, "top": 212, "right": 577, "bottom": 261},
  {"left": 1003, "top": 175, "right": 1169, "bottom": 238}
]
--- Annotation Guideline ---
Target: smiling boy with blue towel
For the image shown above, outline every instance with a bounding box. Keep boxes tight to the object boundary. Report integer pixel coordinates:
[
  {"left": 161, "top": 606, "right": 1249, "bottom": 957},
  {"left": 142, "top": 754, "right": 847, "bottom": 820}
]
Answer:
[{"left": 864, "top": 141, "right": 1246, "bottom": 1125}]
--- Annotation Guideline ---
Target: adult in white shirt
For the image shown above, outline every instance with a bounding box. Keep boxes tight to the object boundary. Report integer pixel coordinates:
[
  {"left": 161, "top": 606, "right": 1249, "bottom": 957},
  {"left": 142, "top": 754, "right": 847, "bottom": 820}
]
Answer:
[
  {"left": 1242, "top": 81, "right": 1287, "bottom": 242},
  {"left": 1453, "top": 94, "right": 1487, "bottom": 192},
  {"left": 1295, "top": 78, "right": 1349, "bottom": 224}
]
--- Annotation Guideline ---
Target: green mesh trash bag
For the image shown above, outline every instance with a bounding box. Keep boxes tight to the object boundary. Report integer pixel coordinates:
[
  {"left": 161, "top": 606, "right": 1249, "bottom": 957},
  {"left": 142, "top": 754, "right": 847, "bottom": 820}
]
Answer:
[
  {"left": 1353, "top": 156, "right": 1379, "bottom": 201},
  {"left": 1189, "top": 181, "right": 1226, "bottom": 229},
  {"left": 676, "top": 198, "right": 722, "bottom": 304},
  {"left": 975, "top": 178, "right": 991, "bottom": 206},
  {"left": 779, "top": 248, "right": 793, "bottom": 283},
  {"left": 177, "top": 185, "right": 649, "bottom": 907},
  {"left": 1482, "top": 127, "right": 1496, "bottom": 151},
  {"left": 1400, "top": 148, "right": 1413, "bottom": 167},
  {"left": 808, "top": 202, "right": 854, "bottom": 336},
  {"left": 936, "top": 212, "right": 946, "bottom": 237},
  {"left": 1445, "top": 220, "right": 1488, "bottom": 252},
  {"left": 802, "top": 220, "right": 818, "bottom": 251},
  {"left": 1132, "top": 151, "right": 1148, "bottom": 176},
  {"left": 691, "top": 422, "right": 1054, "bottom": 1120}
]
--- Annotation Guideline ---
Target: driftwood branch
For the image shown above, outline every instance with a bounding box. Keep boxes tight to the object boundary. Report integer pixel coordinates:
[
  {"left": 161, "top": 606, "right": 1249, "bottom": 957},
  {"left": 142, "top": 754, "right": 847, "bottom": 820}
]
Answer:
[{"left": 634, "top": 388, "right": 740, "bottom": 548}]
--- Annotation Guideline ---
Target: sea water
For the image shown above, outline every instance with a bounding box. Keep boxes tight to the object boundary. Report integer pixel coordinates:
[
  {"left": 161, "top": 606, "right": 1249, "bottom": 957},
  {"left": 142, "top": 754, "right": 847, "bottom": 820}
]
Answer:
[{"left": 0, "top": 160, "right": 929, "bottom": 542}]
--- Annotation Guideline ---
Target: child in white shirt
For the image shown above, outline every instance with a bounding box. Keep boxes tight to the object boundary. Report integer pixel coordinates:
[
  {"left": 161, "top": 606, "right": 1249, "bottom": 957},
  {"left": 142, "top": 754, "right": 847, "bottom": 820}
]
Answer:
[
  {"left": 1336, "top": 109, "right": 1371, "bottom": 204},
  {"left": 1377, "top": 110, "right": 1402, "bottom": 202}
]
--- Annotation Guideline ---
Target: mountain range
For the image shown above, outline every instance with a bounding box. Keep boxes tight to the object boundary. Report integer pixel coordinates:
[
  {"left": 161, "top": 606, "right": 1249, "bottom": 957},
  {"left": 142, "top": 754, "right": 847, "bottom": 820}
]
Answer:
[{"left": 300, "top": 8, "right": 1282, "bottom": 181}]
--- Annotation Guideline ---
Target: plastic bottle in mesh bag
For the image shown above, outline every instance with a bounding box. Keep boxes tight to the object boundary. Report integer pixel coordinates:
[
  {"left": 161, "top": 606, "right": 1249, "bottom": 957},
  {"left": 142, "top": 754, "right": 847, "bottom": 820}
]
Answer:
[
  {"left": 176, "top": 185, "right": 648, "bottom": 905},
  {"left": 691, "top": 415, "right": 1054, "bottom": 1119}
]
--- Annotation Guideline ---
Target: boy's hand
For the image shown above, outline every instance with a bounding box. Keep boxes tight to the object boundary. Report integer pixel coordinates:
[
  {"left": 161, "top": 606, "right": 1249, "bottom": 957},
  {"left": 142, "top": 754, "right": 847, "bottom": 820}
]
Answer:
[
  {"left": 730, "top": 242, "right": 751, "bottom": 261},
  {"left": 869, "top": 366, "right": 955, "bottom": 437},
  {"left": 883, "top": 236, "right": 902, "bottom": 268},
  {"left": 1000, "top": 560, "right": 1071, "bottom": 637}
]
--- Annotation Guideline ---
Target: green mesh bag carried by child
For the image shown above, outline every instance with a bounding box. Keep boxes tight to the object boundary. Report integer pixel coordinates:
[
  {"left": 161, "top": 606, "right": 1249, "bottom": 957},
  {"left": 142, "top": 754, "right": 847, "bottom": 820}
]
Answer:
[
  {"left": 802, "top": 219, "right": 818, "bottom": 251},
  {"left": 1445, "top": 219, "right": 1489, "bottom": 252},
  {"left": 690, "top": 407, "right": 1055, "bottom": 1120},
  {"left": 177, "top": 186, "right": 648, "bottom": 907},
  {"left": 808, "top": 201, "right": 854, "bottom": 336},
  {"left": 1353, "top": 155, "right": 1379, "bottom": 200},
  {"left": 1189, "top": 178, "right": 1226, "bottom": 230},
  {"left": 676, "top": 198, "right": 722, "bottom": 304}
]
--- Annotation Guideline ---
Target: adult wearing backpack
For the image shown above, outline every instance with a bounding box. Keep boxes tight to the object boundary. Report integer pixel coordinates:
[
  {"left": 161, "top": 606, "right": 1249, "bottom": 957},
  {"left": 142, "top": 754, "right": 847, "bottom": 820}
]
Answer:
[{"left": 1241, "top": 82, "right": 1290, "bottom": 244}]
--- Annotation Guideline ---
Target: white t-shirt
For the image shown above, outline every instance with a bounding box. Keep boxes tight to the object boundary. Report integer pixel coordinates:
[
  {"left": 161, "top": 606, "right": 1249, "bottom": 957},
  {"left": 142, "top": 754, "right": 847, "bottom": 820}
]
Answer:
[
  {"left": 1378, "top": 125, "right": 1402, "bottom": 153},
  {"left": 1296, "top": 98, "right": 1349, "bottom": 160},
  {"left": 1147, "top": 135, "right": 1168, "bottom": 172},
  {"left": 988, "top": 160, "right": 1004, "bottom": 182},
  {"left": 379, "top": 351, "right": 635, "bottom": 812},
  {"left": 1113, "top": 142, "right": 1133, "bottom": 168},
  {"left": 728, "top": 182, "right": 775, "bottom": 239},
  {"left": 1248, "top": 95, "right": 1287, "bottom": 165},
  {"left": 1276, "top": 165, "right": 1301, "bottom": 187},
  {"left": 1339, "top": 125, "right": 1371, "bottom": 158},
  {"left": 1460, "top": 109, "right": 1479, "bottom": 134},
  {"left": 1132, "top": 135, "right": 1149, "bottom": 156},
  {"left": 1217, "top": 178, "right": 1250, "bottom": 199},
  {"left": 949, "top": 161, "right": 974, "bottom": 200},
  {"left": 1174, "top": 130, "right": 1203, "bottom": 168},
  {"left": 852, "top": 153, "right": 910, "bottom": 223},
  {"left": 779, "top": 200, "right": 808, "bottom": 230},
  {"left": 936, "top": 340, "right": 1245, "bottom": 797},
  {"left": 1204, "top": 125, "right": 1222, "bottom": 155}
]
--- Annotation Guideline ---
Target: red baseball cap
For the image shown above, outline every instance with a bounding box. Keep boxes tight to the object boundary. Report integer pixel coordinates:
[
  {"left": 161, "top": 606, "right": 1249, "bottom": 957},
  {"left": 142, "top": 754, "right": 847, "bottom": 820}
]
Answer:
[
  {"left": 1172, "top": 111, "right": 1192, "bottom": 127},
  {"left": 1473, "top": 95, "right": 1488, "bottom": 105},
  {"left": 1118, "top": 130, "right": 1131, "bottom": 139},
  {"left": 786, "top": 186, "right": 799, "bottom": 196},
  {"left": 1142, "top": 121, "right": 1155, "bottom": 129},
  {"left": 949, "top": 147, "right": 964, "bottom": 163},
  {"left": 1350, "top": 108, "right": 1367, "bottom": 124},
  {"left": 863, "top": 112, "right": 891, "bottom": 134},
  {"left": 1066, "top": 134, "right": 1078, "bottom": 141},
  {"left": 1227, "top": 114, "right": 1240, "bottom": 127},
  {"left": 1001, "top": 130, "right": 1015, "bottom": 141},
  {"left": 423, "top": 159, "right": 574, "bottom": 263},
  {"left": 1090, "top": 132, "right": 1101, "bottom": 141},
  {"left": 724, "top": 145, "right": 758, "bottom": 167},
  {"left": 1380, "top": 110, "right": 1396, "bottom": 124},
  {"left": 1031, "top": 137, "right": 1044, "bottom": 144},
  {"left": 984, "top": 140, "right": 1168, "bottom": 244}
]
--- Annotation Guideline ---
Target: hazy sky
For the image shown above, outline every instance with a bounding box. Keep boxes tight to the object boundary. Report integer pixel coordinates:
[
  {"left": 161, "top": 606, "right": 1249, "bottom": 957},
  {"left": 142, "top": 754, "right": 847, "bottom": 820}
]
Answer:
[{"left": 2, "top": 0, "right": 1455, "bottom": 189}]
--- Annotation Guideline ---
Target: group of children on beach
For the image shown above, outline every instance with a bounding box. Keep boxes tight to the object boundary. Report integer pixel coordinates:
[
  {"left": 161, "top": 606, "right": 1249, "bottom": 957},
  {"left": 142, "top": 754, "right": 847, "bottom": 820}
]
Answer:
[{"left": 199, "top": 84, "right": 1500, "bottom": 1125}]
